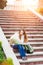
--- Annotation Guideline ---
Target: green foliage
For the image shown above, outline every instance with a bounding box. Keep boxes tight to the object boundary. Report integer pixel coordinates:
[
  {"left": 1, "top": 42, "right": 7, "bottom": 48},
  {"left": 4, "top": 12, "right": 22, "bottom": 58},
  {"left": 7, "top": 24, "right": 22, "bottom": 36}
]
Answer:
[
  {"left": 0, "top": 0, "right": 7, "bottom": 9},
  {"left": 1, "top": 58, "right": 14, "bottom": 65},
  {"left": 6, "top": 58, "right": 14, "bottom": 65},
  {"left": 0, "top": 41, "right": 5, "bottom": 63},
  {"left": 0, "top": 41, "right": 14, "bottom": 65}
]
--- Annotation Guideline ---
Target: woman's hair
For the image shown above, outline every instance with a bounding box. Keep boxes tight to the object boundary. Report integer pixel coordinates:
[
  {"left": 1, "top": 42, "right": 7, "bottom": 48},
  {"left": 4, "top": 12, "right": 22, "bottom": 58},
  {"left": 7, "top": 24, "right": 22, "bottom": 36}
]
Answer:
[{"left": 19, "top": 29, "right": 28, "bottom": 43}]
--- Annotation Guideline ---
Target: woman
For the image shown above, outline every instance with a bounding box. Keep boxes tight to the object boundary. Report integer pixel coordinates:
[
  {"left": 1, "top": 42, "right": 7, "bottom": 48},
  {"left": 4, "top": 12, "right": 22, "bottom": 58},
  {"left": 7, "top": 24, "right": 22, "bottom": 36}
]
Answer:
[
  {"left": 10, "top": 29, "right": 27, "bottom": 60},
  {"left": 10, "top": 29, "right": 34, "bottom": 59}
]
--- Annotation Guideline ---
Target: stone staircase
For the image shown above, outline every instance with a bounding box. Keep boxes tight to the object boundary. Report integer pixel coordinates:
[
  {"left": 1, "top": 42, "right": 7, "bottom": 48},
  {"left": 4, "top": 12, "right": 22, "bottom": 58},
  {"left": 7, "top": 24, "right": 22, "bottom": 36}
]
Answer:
[{"left": 0, "top": 10, "right": 43, "bottom": 65}]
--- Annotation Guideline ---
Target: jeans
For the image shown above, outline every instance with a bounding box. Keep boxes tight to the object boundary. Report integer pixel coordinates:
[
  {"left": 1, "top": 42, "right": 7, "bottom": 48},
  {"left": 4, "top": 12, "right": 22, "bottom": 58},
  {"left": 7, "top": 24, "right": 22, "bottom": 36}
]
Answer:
[{"left": 11, "top": 44, "right": 26, "bottom": 58}]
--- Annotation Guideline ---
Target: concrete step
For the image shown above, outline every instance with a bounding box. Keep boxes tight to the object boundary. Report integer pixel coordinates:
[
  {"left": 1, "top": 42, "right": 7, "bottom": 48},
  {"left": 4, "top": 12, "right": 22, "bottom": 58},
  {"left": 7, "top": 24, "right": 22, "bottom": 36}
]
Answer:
[
  {"left": 31, "top": 44, "right": 43, "bottom": 47},
  {"left": 20, "top": 62, "right": 43, "bottom": 65},
  {"left": 7, "top": 38, "right": 43, "bottom": 42},
  {"left": 10, "top": 42, "right": 43, "bottom": 45},
  {"left": 4, "top": 30, "right": 43, "bottom": 34},
  {"left": 5, "top": 36, "right": 43, "bottom": 42},
  {"left": 5, "top": 34, "right": 43, "bottom": 42},
  {"left": 0, "top": 25, "right": 43, "bottom": 28},
  {"left": 1, "top": 27, "right": 43, "bottom": 31},
  {"left": 2, "top": 28, "right": 43, "bottom": 32},
  {"left": 0, "top": 21, "right": 43, "bottom": 23},
  {"left": 5, "top": 35, "right": 43, "bottom": 39},
  {"left": 19, "top": 57, "right": 43, "bottom": 63},
  {"left": 0, "top": 24, "right": 43, "bottom": 31},
  {"left": 4, "top": 31, "right": 43, "bottom": 35},
  {"left": 3, "top": 31, "right": 43, "bottom": 35},
  {"left": 2, "top": 27, "right": 43, "bottom": 31},
  {"left": 13, "top": 47, "right": 43, "bottom": 53},
  {"left": 15, "top": 52, "right": 43, "bottom": 57},
  {"left": 0, "top": 18, "right": 42, "bottom": 22},
  {"left": 0, "top": 18, "right": 40, "bottom": 22},
  {"left": 0, "top": 16, "right": 38, "bottom": 19},
  {"left": 0, "top": 16, "right": 38, "bottom": 18},
  {"left": 0, "top": 22, "right": 43, "bottom": 26},
  {"left": 1, "top": 25, "right": 43, "bottom": 29},
  {"left": 36, "top": 64, "right": 43, "bottom": 65},
  {"left": 6, "top": 33, "right": 43, "bottom": 38},
  {"left": 16, "top": 54, "right": 43, "bottom": 59}
]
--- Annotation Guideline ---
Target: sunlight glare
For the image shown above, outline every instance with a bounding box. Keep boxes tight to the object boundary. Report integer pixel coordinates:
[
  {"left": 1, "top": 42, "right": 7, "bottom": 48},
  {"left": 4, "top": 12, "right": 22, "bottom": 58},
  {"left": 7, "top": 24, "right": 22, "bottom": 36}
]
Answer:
[
  {"left": 21, "top": 0, "right": 38, "bottom": 9},
  {"left": 7, "top": 0, "right": 39, "bottom": 10},
  {"left": 7, "top": 0, "right": 15, "bottom": 5},
  {"left": 14, "top": 0, "right": 39, "bottom": 10}
]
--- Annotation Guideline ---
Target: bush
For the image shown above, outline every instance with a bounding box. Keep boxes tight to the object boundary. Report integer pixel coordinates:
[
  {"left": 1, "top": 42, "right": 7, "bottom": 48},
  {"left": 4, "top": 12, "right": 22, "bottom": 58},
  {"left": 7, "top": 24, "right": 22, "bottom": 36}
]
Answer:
[{"left": 0, "top": 0, "right": 7, "bottom": 9}]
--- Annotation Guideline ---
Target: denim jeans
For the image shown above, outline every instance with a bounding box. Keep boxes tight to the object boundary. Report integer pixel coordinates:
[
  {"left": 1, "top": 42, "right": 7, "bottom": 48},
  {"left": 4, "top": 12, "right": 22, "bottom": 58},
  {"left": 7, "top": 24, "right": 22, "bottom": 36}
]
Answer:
[{"left": 11, "top": 44, "right": 26, "bottom": 58}]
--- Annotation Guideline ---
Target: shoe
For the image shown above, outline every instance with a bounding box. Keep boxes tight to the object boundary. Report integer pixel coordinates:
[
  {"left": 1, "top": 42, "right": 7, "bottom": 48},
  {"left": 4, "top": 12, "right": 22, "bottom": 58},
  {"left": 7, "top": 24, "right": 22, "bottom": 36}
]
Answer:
[{"left": 22, "top": 56, "right": 27, "bottom": 60}]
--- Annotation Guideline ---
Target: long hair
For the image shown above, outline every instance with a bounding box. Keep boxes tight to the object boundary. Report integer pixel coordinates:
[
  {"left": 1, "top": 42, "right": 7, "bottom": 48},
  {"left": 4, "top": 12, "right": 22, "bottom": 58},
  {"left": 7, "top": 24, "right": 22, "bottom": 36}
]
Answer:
[{"left": 19, "top": 29, "right": 28, "bottom": 43}]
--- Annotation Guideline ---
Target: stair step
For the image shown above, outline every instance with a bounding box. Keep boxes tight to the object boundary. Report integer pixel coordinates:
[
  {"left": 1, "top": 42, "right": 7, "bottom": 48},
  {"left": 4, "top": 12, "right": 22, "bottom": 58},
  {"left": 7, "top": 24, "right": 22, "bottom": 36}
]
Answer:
[
  {"left": 10, "top": 42, "right": 43, "bottom": 45},
  {"left": 17, "top": 55, "right": 43, "bottom": 59},
  {"left": 5, "top": 36, "right": 43, "bottom": 41},
  {"left": 15, "top": 52, "right": 43, "bottom": 56},
  {"left": 19, "top": 58, "right": 43, "bottom": 63},
  {"left": 1, "top": 27, "right": 43, "bottom": 31},
  {"left": 20, "top": 62, "right": 43, "bottom": 65},
  {"left": 1, "top": 25, "right": 43, "bottom": 28},
  {"left": 31, "top": 44, "right": 43, "bottom": 47},
  {"left": 1, "top": 26, "right": 43, "bottom": 28},
  {"left": 4, "top": 31, "right": 43, "bottom": 34},
  {"left": 0, "top": 24, "right": 43, "bottom": 26},
  {"left": 5, "top": 34, "right": 43, "bottom": 36},
  {"left": 5, "top": 34, "right": 43, "bottom": 39},
  {"left": 3, "top": 28, "right": 43, "bottom": 32},
  {"left": 3, "top": 26, "right": 43, "bottom": 30},
  {"left": 33, "top": 47, "right": 43, "bottom": 49},
  {"left": 34, "top": 49, "right": 43, "bottom": 52},
  {"left": 36, "top": 64, "right": 43, "bottom": 65},
  {"left": 0, "top": 16, "right": 37, "bottom": 19},
  {"left": 7, "top": 38, "right": 43, "bottom": 42},
  {"left": 0, "top": 22, "right": 43, "bottom": 24},
  {"left": 0, "top": 19, "right": 41, "bottom": 22},
  {"left": 13, "top": 47, "right": 43, "bottom": 53},
  {"left": 3, "top": 29, "right": 43, "bottom": 37}
]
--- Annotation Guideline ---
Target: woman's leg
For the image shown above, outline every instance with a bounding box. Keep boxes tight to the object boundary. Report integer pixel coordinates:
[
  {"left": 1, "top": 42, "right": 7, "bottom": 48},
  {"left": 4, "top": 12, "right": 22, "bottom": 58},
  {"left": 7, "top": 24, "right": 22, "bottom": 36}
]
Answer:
[
  {"left": 17, "top": 45, "right": 27, "bottom": 60},
  {"left": 11, "top": 44, "right": 27, "bottom": 60}
]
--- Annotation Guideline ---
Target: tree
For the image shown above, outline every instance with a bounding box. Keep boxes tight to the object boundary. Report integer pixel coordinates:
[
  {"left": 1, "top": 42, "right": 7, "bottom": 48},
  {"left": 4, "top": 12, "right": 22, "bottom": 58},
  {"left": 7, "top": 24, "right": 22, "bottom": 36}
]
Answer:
[{"left": 0, "top": 0, "right": 7, "bottom": 9}]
